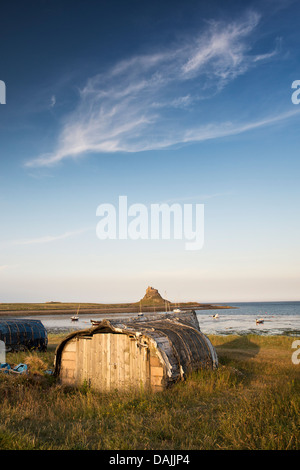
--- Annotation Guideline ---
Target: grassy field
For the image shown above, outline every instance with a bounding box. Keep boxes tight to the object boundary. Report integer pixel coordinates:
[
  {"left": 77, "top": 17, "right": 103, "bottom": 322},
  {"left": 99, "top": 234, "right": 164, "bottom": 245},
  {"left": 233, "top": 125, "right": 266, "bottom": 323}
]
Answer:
[
  {"left": 0, "top": 334, "right": 299, "bottom": 450},
  {"left": 0, "top": 302, "right": 128, "bottom": 312},
  {"left": 0, "top": 301, "right": 226, "bottom": 314}
]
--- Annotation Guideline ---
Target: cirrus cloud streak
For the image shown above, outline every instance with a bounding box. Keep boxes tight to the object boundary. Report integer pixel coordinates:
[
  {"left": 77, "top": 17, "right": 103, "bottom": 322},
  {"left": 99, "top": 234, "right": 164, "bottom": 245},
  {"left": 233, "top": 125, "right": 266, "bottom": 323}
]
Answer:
[{"left": 25, "top": 11, "right": 288, "bottom": 168}]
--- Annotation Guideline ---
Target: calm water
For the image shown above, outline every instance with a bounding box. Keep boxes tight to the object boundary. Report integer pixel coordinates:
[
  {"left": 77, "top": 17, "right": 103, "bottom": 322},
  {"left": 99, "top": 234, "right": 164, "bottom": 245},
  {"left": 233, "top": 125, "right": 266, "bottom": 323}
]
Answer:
[
  {"left": 10, "top": 301, "right": 300, "bottom": 336},
  {"left": 196, "top": 301, "right": 300, "bottom": 336}
]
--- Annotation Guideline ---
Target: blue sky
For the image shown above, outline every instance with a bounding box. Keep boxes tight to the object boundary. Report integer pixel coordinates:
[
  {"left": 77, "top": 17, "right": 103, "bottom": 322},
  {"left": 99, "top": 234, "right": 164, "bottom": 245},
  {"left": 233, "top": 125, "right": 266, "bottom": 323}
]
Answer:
[{"left": 0, "top": 0, "right": 300, "bottom": 303}]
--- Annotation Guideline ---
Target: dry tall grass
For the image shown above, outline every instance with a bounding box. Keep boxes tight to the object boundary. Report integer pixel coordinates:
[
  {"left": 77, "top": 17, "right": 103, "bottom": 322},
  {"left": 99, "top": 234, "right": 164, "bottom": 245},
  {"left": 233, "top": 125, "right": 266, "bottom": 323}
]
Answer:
[{"left": 0, "top": 334, "right": 299, "bottom": 450}]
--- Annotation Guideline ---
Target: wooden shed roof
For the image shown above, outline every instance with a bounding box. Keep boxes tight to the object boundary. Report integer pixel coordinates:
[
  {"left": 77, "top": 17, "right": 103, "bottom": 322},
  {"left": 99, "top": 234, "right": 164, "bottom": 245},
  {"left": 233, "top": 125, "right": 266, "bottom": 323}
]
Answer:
[{"left": 54, "top": 311, "right": 218, "bottom": 384}]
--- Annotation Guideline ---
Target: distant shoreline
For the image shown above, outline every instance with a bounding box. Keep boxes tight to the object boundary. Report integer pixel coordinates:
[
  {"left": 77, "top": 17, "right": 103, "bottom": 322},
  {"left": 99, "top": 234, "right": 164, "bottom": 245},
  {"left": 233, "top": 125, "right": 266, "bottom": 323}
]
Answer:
[{"left": 0, "top": 302, "right": 234, "bottom": 317}]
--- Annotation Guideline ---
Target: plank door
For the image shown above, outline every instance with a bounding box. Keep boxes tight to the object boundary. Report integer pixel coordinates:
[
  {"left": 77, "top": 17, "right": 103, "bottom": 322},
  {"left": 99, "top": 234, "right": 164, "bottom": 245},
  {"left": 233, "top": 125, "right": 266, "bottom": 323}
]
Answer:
[{"left": 76, "top": 333, "right": 150, "bottom": 391}]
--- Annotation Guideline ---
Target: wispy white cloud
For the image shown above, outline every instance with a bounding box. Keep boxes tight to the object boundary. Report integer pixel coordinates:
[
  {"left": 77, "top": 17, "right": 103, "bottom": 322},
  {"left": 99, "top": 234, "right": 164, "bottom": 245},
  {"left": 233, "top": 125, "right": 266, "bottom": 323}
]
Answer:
[
  {"left": 7, "top": 227, "right": 91, "bottom": 246},
  {"left": 25, "top": 10, "right": 287, "bottom": 168},
  {"left": 181, "top": 109, "right": 300, "bottom": 144},
  {"left": 50, "top": 95, "right": 56, "bottom": 108},
  {"left": 159, "top": 192, "right": 234, "bottom": 205},
  {"left": 181, "top": 11, "right": 261, "bottom": 78}
]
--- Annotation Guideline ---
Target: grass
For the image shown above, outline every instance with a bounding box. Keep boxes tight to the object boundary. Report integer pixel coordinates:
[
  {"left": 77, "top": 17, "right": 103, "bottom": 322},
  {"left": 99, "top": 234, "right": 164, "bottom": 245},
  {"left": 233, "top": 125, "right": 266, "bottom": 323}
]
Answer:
[
  {"left": 0, "top": 303, "right": 123, "bottom": 312},
  {"left": 0, "top": 334, "right": 299, "bottom": 450},
  {"left": 0, "top": 300, "right": 220, "bottom": 313}
]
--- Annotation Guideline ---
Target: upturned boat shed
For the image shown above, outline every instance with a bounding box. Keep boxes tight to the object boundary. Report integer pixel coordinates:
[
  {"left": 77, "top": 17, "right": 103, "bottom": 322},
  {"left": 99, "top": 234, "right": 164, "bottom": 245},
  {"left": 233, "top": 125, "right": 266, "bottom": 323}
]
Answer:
[
  {"left": 54, "top": 310, "right": 218, "bottom": 392},
  {"left": 0, "top": 319, "right": 48, "bottom": 352}
]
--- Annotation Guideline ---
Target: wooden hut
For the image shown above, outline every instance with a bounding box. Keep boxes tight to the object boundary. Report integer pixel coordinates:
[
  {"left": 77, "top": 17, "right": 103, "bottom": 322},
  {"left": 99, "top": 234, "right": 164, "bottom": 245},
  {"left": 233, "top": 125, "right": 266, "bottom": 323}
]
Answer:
[{"left": 54, "top": 311, "right": 218, "bottom": 392}]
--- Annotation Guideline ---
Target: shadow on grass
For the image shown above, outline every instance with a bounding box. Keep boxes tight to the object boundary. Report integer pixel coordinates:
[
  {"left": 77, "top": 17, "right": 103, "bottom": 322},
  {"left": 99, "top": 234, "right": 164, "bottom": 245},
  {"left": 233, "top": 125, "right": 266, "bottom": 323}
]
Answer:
[
  {"left": 214, "top": 336, "right": 261, "bottom": 383},
  {"left": 215, "top": 335, "right": 260, "bottom": 357}
]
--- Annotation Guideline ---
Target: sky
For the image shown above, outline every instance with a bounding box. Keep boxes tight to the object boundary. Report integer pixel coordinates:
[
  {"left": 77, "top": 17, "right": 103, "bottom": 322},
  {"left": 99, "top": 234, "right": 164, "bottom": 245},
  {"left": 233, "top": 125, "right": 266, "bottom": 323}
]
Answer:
[{"left": 0, "top": 0, "right": 300, "bottom": 303}]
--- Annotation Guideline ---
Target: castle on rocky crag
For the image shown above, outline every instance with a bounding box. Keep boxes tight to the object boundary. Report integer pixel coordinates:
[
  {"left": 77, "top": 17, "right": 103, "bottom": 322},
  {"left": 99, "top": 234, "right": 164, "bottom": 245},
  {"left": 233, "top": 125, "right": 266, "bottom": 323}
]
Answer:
[{"left": 140, "top": 286, "right": 168, "bottom": 305}]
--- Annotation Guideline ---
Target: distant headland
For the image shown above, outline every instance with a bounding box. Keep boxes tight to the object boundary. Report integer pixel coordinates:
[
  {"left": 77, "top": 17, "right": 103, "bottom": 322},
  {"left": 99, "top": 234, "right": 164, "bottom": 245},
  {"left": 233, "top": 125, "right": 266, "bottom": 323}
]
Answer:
[{"left": 0, "top": 286, "right": 233, "bottom": 316}]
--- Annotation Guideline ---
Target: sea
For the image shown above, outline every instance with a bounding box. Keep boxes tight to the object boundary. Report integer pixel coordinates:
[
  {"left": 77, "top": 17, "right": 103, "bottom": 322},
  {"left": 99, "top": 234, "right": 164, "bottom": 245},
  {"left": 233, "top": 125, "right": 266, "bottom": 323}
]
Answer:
[
  {"left": 196, "top": 301, "right": 300, "bottom": 336},
  {"left": 15, "top": 301, "right": 300, "bottom": 337}
]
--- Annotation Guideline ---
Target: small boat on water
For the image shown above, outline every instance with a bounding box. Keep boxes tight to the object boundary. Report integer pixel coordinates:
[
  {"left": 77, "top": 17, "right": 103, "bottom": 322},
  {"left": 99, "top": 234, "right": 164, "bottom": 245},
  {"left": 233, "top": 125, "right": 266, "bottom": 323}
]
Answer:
[
  {"left": 256, "top": 318, "right": 264, "bottom": 324},
  {"left": 71, "top": 305, "right": 80, "bottom": 322},
  {"left": 91, "top": 319, "right": 101, "bottom": 326},
  {"left": 173, "top": 308, "right": 182, "bottom": 313}
]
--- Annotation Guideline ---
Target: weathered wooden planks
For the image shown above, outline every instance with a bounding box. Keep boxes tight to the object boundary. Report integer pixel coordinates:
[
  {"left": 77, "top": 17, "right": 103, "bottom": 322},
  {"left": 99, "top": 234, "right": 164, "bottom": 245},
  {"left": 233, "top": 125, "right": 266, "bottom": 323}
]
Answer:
[
  {"left": 59, "top": 332, "right": 163, "bottom": 392},
  {"left": 55, "top": 311, "right": 218, "bottom": 392}
]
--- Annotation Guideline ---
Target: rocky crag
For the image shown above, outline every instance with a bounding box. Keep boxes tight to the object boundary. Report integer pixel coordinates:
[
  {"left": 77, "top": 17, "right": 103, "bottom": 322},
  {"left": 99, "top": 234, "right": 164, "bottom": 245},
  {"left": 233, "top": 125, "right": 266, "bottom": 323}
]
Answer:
[{"left": 140, "top": 286, "right": 168, "bottom": 306}]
